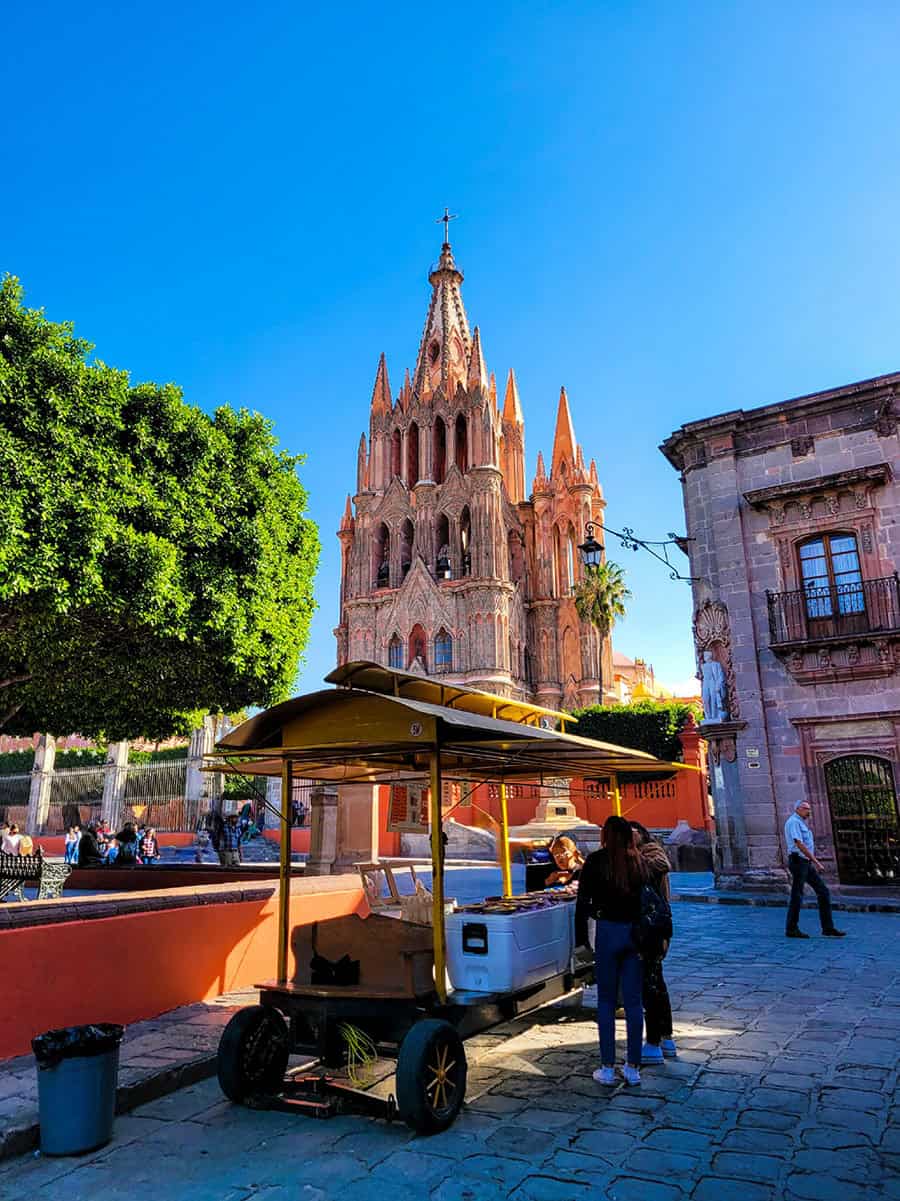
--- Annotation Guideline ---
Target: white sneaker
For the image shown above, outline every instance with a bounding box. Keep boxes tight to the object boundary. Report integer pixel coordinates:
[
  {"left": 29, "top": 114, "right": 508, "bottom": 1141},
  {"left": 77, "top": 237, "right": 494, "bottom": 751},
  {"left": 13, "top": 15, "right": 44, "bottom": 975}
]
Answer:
[
  {"left": 592, "top": 1066, "right": 617, "bottom": 1086},
  {"left": 621, "top": 1064, "right": 641, "bottom": 1086}
]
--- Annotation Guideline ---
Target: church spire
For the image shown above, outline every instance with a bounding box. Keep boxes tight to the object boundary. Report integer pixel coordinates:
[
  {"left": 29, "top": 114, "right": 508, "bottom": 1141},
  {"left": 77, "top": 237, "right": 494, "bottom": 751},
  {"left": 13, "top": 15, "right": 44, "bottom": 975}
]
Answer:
[
  {"left": 551, "top": 386, "right": 577, "bottom": 477},
  {"left": 533, "top": 449, "right": 549, "bottom": 494},
  {"left": 412, "top": 233, "right": 472, "bottom": 400},
  {"left": 370, "top": 353, "right": 392, "bottom": 414},
  {"left": 357, "top": 432, "right": 368, "bottom": 492},
  {"left": 467, "top": 326, "right": 488, "bottom": 389},
  {"left": 339, "top": 494, "right": 353, "bottom": 531},
  {"left": 502, "top": 368, "right": 524, "bottom": 425}
]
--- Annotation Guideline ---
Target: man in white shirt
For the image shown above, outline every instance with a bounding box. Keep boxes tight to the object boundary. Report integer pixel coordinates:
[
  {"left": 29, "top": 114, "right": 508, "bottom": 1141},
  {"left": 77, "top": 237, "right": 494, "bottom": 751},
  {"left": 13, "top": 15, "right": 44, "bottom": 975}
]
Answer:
[{"left": 784, "top": 800, "right": 845, "bottom": 939}]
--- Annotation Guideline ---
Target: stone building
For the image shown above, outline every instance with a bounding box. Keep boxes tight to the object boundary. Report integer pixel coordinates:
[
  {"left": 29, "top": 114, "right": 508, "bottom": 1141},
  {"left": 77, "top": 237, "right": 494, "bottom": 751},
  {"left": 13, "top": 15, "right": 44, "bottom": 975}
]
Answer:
[
  {"left": 335, "top": 237, "right": 613, "bottom": 708},
  {"left": 662, "top": 371, "right": 900, "bottom": 887}
]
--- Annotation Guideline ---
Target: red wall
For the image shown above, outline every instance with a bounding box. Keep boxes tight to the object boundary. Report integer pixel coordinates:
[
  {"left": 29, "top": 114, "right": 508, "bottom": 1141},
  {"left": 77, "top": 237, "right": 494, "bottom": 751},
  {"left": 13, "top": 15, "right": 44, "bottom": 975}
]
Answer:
[{"left": 0, "top": 885, "right": 365, "bottom": 1060}]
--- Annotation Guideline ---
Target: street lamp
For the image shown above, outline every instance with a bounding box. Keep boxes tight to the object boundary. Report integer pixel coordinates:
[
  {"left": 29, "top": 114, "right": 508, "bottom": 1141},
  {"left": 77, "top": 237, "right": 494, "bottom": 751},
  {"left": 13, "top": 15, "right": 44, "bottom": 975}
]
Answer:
[{"left": 577, "top": 523, "right": 603, "bottom": 569}]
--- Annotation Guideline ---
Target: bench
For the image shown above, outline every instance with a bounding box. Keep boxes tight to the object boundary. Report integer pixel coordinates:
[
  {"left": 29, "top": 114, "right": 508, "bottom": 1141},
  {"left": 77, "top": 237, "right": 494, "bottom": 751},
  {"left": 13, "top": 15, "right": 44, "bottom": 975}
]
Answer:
[{"left": 0, "top": 851, "right": 72, "bottom": 902}]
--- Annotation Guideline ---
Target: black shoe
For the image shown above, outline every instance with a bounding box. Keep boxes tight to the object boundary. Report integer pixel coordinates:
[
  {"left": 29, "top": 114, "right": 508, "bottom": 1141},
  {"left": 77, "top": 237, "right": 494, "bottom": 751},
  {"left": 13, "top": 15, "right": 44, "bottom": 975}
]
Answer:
[
  {"left": 786, "top": 929, "right": 810, "bottom": 939},
  {"left": 822, "top": 928, "right": 846, "bottom": 937}
]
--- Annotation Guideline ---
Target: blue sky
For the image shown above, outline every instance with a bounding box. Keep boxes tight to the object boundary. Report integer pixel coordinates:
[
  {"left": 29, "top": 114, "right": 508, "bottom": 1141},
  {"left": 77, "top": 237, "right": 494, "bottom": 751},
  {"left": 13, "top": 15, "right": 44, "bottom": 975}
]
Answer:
[{"left": 5, "top": 1, "right": 900, "bottom": 695}]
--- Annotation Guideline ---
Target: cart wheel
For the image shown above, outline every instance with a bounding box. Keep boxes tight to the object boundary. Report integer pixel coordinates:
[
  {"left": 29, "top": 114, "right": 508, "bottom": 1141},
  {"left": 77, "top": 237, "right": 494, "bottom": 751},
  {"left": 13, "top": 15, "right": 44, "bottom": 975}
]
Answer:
[
  {"left": 217, "top": 1005, "right": 290, "bottom": 1103},
  {"left": 396, "top": 1019, "right": 467, "bottom": 1133}
]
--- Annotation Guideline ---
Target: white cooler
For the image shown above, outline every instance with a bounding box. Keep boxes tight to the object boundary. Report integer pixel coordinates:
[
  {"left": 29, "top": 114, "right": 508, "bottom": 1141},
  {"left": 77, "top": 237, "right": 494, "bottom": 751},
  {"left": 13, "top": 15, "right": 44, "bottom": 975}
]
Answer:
[{"left": 445, "top": 899, "right": 575, "bottom": 993}]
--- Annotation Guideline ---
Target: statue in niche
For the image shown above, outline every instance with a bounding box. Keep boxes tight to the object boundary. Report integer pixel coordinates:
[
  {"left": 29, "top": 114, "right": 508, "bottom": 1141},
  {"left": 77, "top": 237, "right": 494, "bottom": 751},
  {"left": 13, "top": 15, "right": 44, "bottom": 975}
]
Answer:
[
  {"left": 693, "top": 598, "right": 740, "bottom": 721},
  {"left": 700, "top": 650, "right": 729, "bottom": 724}
]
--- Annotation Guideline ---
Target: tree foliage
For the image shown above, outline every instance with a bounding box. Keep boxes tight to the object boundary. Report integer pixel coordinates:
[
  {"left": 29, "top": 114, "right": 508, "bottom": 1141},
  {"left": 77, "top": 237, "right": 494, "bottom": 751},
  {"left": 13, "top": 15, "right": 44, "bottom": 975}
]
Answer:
[
  {"left": 0, "top": 277, "right": 320, "bottom": 740},
  {"left": 570, "top": 699, "right": 702, "bottom": 762},
  {"left": 573, "top": 562, "right": 631, "bottom": 640}
]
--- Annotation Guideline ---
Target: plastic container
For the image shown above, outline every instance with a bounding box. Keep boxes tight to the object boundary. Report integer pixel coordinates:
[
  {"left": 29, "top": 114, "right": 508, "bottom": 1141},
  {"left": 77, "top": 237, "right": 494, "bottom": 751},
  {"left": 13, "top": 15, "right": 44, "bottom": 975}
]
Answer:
[
  {"left": 445, "top": 899, "right": 575, "bottom": 993},
  {"left": 33, "top": 1024, "right": 123, "bottom": 1155}
]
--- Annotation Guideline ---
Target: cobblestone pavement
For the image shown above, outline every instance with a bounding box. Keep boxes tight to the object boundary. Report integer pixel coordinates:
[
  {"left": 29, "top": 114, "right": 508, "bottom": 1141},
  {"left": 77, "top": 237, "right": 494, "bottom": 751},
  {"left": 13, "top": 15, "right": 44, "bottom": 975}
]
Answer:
[{"left": 1, "top": 902, "right": 898, "bottom": 1201}]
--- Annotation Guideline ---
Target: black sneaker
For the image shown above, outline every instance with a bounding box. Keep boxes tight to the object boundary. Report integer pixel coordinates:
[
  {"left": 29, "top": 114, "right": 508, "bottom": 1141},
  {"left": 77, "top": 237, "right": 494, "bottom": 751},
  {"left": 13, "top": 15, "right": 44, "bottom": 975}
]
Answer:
[
  {"left": 822, "top": 928, "right": 846, "bottom": 937},
  {"left": 786, "top": 929, "right": 810, "bottom": 939}
]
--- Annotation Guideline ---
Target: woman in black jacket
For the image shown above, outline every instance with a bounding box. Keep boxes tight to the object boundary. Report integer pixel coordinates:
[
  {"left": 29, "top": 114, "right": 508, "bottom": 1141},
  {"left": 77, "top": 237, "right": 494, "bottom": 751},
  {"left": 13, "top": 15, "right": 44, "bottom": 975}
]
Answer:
[{"left": 575, "top": 815, "right": 647, "bottom": 1086}]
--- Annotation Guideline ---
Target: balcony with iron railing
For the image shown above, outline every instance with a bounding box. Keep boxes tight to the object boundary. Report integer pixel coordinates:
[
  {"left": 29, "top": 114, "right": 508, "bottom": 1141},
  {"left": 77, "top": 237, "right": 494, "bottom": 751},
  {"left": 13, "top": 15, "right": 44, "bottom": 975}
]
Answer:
[{"left": 767, "top": 574, "right": 900, "bottom": 649}]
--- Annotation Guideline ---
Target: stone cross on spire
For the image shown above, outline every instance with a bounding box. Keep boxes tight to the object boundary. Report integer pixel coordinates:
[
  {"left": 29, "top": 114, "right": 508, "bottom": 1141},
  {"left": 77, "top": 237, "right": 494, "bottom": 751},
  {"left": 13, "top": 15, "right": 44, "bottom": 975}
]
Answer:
[{"left": 436, "top": 207, "right": 458, "bottom": 244}]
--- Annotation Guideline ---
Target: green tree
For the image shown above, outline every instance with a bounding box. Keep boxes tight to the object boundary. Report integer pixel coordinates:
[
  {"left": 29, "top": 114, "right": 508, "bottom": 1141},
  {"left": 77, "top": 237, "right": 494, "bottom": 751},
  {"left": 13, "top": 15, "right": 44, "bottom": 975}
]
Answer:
[
  {"left": 573, "top": 561, "right": 631, "bottom": 640},
  {"left": 0, "top": 276, "right": 320, "bottom": 740}
]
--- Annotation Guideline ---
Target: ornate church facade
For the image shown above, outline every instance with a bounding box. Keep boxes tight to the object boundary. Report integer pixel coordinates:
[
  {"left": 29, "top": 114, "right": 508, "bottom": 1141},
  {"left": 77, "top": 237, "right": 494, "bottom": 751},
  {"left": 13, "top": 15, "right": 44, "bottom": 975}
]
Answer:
[{"left": 334, "top": 237, "right": 613, "bottom": 710}]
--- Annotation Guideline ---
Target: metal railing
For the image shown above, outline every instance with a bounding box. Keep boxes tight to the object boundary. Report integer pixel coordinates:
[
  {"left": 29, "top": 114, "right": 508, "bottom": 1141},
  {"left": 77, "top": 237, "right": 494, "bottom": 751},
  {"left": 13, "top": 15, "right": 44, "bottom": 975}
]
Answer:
[{"left": 767, "top": 574, "right": 900, "bottom": 646}]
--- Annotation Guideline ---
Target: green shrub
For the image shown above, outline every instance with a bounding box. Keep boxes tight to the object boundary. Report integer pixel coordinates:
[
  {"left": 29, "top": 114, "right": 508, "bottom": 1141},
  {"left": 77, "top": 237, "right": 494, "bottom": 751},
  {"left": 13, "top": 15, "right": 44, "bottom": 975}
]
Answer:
[
  {"left": 569, "top": 699, "right": 701, "bottom": 762},
  {"left": 0, "top": 746, "right": 108, "bottom": 774},
  {"left": 127, "top": 746, "right": 189, "bottom": 764}
]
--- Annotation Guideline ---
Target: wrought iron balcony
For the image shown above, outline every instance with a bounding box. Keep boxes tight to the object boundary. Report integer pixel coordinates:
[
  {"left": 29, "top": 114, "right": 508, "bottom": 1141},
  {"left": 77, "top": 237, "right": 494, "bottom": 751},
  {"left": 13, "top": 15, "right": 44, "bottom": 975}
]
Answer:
[{"left": 767, "top": 575, "right": 900, "bottom": 648}]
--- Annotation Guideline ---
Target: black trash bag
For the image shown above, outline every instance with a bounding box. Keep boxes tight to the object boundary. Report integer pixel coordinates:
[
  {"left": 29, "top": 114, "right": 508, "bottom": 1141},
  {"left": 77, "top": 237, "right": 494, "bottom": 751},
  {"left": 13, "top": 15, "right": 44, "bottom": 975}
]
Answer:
[
  {"left": 309, "top": 953, "right": 360, "bottom": 986},
  {"left": 32, "top": 1024, "right": 124, "bottom": 1070}
]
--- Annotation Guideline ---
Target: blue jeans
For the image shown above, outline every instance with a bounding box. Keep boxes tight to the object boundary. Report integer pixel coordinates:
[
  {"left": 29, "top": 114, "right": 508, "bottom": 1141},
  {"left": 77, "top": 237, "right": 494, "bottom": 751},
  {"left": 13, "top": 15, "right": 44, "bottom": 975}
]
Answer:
[{"left": 595, "top": 919, "right": 643, "bottom": 1067}]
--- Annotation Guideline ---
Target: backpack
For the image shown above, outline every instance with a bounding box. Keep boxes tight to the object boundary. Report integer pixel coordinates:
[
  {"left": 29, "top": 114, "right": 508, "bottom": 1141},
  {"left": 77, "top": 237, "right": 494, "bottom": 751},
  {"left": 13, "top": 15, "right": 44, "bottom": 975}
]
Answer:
[
  {"left": 632, "top": 883, "right": 673, "bottom": 955},
  {"left": 117, "top": 839, "right": 137, "bottom": 864}
]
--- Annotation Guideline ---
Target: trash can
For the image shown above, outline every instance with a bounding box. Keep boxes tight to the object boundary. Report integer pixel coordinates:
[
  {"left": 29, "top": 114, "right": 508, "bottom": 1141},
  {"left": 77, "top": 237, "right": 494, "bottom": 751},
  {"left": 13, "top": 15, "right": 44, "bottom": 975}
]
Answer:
[{"left": 32, "top": 1024, "right": 124, "bottom": 1155}]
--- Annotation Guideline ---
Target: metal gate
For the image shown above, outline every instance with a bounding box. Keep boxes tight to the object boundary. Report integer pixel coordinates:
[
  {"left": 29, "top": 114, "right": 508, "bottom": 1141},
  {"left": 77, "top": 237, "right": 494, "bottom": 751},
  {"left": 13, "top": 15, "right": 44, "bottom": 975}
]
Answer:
[{"left": 824, "top": 755, "right": 900, "bottom": 885}]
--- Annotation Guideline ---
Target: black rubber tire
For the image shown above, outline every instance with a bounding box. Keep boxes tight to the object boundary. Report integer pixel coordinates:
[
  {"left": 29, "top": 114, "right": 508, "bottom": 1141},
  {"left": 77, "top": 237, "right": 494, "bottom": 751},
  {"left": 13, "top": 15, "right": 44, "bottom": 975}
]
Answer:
[
  {"left": 217, "top": 1005, "right": 290, "bottom": 1103},
  {"left": 396, "top": 1019, "right": 467, "bottom": 1133}
]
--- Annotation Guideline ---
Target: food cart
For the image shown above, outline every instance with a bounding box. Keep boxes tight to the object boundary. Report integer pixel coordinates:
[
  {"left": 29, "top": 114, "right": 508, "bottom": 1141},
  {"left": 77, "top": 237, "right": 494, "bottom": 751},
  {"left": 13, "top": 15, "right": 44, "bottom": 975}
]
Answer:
[{"left": 206, "top": 661, "right": 693, "bottom": 1132}]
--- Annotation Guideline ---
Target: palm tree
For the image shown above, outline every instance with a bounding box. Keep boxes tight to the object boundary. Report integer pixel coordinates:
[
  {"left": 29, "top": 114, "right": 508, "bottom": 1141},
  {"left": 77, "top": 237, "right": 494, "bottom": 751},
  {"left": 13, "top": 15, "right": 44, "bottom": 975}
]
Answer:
[{"left": 574, "top": 561, "right": 631, "bottom": 640}]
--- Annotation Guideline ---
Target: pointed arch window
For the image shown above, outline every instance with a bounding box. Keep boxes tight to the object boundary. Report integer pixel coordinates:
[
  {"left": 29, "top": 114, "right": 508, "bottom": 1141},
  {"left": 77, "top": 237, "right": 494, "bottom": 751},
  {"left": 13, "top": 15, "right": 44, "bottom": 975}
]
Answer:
[
  {"left": 375, "top": 522, "right": 391, "bottom": 589},
  {"left": 455, "top": 414, "right": 468, "bottom": 473},
  {"left": 460, "top": 506, "right": 472, "bottom": 577},
  {"left": 567, "top": 527, "right": 577, "bottom": 593},
  {"left": 407, "top": 422, "right": 420, "bottom": 485},
  {"left": 436, "top": 513, "right": 451, "bottom": 579},
  {"left": 433, "top": 416, "right": 446, "bottom": 484},
  {"left": 400, "top": 518, "right": 414, "bottom": 581},
  {"left": 434, "top": 629, "right": 453, "bottom": 672},
  {"left": 391, "top": 429, "right": 402, "bottom": 478},
  {"left": 408, "top": 624, "right": 427, "bottom": 671},
  {"left": 388, "top": 634, "right": 403, "bottom": 670},
  {"left": 552, "top": 527, "right": 562, "bottom": 597}
]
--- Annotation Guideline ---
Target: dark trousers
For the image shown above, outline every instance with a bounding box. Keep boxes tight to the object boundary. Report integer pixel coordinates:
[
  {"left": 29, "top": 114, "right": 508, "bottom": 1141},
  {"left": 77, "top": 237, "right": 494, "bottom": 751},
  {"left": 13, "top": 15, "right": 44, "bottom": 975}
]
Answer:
[
  {"left": 595, "top": 919, "right": 643, "bottom": 1066},
  {"left": 643, "top": 954, "right": 673, "bottom": 1044},
  {"left": 786, "top": 853, "right": 834, "bottom": 933}
]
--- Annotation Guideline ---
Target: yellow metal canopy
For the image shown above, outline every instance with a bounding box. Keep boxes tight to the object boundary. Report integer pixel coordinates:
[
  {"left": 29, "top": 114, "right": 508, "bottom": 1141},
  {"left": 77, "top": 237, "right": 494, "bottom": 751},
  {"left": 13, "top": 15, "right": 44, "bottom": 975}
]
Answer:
[
  {"left": 209, "top": 680, "right": 690, "bottom": 784},
  {"left": 324, "top": 661, "right": 574, "bottom": 729}
]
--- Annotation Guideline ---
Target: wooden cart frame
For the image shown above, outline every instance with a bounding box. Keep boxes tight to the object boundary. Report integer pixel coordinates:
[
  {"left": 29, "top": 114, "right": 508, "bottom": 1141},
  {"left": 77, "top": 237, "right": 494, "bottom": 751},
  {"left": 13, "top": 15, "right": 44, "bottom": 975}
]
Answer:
[{"left": 205, "top": 661, "right": 695, "bottom": 1131}]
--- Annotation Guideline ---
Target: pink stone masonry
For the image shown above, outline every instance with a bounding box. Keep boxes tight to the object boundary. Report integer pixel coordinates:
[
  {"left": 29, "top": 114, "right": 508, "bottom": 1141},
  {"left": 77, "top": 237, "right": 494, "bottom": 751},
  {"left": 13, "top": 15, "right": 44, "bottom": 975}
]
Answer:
[{"left": 334, "top": 240, "right": 613, "bottom": 708}]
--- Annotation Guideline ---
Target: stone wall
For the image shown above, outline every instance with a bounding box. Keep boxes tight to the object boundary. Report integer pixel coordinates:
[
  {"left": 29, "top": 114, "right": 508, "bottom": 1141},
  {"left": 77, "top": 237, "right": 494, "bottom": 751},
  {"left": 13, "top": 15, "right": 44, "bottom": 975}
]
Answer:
[{"left": 662, "top": 371, "right": 900, "bottom": 886}]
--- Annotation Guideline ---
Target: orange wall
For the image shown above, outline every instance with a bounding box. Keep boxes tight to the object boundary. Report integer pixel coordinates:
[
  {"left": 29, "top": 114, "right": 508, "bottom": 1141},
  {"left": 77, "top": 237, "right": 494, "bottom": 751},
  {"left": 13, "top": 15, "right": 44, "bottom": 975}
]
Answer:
[
  {"left": 0, "top": 884, "right": 364, "bottom": 1060},
  {"left": 263, "top": 827, "right": 311, "bottom": 854},
  {"left": 449, "top": 774, "right": 710, "bottom": 834}
]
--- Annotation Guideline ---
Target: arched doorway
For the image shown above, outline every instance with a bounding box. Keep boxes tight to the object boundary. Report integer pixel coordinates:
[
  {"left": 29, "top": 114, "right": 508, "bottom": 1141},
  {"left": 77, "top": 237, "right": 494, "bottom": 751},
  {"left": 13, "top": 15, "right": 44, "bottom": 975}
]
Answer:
[{"left": 824, "top": 755, "right": 900, "bottom": 884}]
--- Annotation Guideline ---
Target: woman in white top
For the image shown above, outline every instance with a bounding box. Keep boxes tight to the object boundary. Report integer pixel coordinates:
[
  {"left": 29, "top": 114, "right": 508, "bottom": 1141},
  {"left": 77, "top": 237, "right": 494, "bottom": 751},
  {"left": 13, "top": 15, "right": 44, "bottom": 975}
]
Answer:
[{"left": 1, "top": 824, "right": 23, "bottom": 855}]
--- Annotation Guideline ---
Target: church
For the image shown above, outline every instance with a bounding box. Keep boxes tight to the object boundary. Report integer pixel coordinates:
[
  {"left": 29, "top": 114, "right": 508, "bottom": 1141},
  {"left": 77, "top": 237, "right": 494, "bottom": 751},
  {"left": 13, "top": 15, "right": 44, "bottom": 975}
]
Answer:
[{"left": 334, "top": 233, "right": 613, "bottom": 710}]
